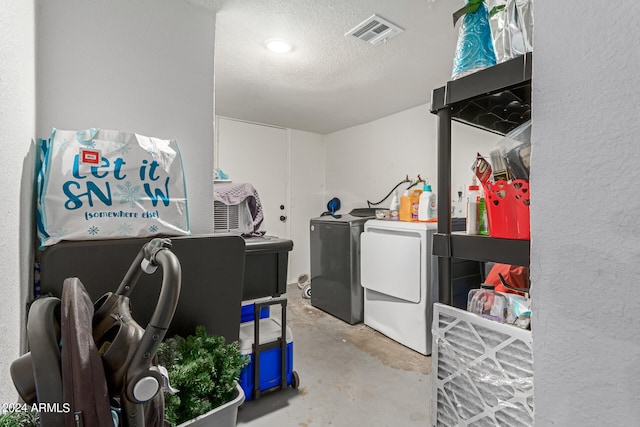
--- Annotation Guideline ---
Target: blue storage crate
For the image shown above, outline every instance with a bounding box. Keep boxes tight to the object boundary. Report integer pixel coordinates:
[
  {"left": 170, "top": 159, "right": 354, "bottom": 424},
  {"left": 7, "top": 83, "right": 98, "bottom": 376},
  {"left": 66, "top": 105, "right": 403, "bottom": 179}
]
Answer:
[
  {"left": 240, "top": 303, "right": 270, "bottom": 323},
  {"left": 239, "top": 317, "right": 294, "bottom": 401}
]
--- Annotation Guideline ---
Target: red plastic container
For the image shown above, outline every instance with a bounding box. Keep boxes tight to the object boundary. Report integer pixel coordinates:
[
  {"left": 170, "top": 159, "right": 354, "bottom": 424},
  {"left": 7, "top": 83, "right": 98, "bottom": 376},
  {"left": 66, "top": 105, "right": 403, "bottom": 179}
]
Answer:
[{"left": 483, "top": 180, "right": 530, "bottom": 240}]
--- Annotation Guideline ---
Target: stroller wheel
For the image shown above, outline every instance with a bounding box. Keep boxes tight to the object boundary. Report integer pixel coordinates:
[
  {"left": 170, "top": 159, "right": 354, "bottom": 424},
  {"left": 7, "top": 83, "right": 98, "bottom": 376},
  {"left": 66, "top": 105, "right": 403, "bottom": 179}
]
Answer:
[{"left": 302, "top": 284, "right": 311, "bottom": 299}]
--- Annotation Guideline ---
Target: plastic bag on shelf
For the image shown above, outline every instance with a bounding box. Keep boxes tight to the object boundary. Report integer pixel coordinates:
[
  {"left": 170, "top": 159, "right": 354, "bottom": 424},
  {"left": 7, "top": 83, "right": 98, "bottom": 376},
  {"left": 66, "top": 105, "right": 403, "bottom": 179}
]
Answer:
[
  {"left": 467, "top": 284, "right": 508, "bottom": 323},
  {"left": 489, "top": 0, "right": 534, "bottom": 63},
  {"left": 497, "top": 120, "right": 531, "bottom": 180},
  {"left": 502, "top": 292, "right": 531, "bottom": 329},
  {"left": 513, "top": 0, "right": 534, "bottom": 56}
]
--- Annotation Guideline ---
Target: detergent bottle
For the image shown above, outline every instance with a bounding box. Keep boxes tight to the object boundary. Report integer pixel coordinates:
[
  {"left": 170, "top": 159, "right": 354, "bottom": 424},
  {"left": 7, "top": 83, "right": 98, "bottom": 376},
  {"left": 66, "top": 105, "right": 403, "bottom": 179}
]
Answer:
[
  {"left": 399, "top": 190, "right": 412, "bottom": 221},
  {"left": 410, "top": 189, "right": 423, "bottom": 221},
  {"left": 418, "top": 183, "right": 437, "bottom": 222}
]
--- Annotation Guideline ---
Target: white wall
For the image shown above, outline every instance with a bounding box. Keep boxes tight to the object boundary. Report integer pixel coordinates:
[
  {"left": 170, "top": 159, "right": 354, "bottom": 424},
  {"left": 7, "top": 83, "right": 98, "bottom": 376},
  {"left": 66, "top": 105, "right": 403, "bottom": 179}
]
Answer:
[
  {"left": 324, "top": 104, "right": 501, "bottom": 215},
  {"left": 532, "top": 1, "right": 640, "bottom": 425},
  {"left": 0, "top": 0, "right": 216, "bottom": 401},
  {"left": 218, "top": 104, "right": 499, "bottom": 284},
  {"left": 0, "top": 0, "right": 36, "bottom": 404},
  {"left": 36, "top": 0, "right": 216, "bottom": 234}
]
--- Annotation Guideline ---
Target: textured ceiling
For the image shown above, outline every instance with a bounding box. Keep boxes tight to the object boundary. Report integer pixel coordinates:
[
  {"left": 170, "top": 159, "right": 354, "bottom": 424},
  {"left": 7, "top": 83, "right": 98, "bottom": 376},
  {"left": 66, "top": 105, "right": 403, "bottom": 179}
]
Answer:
[{"left": 201, "top": 0, "right": 462, "bottom": 134}]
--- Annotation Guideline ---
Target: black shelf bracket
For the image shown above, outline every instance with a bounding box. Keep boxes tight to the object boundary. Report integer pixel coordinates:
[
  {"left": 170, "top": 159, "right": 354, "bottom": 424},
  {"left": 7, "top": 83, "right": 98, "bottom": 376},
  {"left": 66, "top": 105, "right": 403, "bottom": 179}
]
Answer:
[{"left": 433, "top": 233, "right": 451, "bottom": 258}]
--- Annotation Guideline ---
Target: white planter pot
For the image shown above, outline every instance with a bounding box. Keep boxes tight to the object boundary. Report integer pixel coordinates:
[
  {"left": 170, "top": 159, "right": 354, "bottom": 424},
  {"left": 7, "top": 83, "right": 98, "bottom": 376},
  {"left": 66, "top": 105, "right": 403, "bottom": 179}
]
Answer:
[{"left": 177, "top": 383, "right": 245, "bottom": 427}]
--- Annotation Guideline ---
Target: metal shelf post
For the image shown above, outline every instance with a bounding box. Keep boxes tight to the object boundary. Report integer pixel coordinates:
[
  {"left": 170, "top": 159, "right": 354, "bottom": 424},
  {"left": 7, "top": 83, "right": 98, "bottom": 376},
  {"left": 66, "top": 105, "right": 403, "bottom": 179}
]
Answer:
[{"left": 437, "top": 106, "right": 452, "bottom": 305}]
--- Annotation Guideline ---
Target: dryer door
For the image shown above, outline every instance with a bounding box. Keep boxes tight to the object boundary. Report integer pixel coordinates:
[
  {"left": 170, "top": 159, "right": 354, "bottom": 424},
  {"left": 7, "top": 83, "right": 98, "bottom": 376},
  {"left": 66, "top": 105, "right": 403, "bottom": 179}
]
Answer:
[{"left": 361, "top": 230, "right": 422, "bottom": 303}]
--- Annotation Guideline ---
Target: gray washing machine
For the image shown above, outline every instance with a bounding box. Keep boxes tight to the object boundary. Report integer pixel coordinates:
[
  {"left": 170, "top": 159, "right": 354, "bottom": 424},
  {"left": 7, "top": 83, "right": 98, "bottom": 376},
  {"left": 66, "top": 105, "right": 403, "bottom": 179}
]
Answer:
[{"left": 309, "top": 213, "right": 373, "bottom": 324}]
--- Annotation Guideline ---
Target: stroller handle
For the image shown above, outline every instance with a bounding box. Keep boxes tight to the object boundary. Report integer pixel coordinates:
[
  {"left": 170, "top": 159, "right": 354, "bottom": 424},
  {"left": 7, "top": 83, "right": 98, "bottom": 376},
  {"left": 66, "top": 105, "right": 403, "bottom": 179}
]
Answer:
[
  {"left": 118, "top": 239, "right": 183, "bottom": 423},
  {"left": 147, "top": 248, "right": 182, "bottom": 331},
  {"left": 118, "top": 238, "right": 182, "bottom": 349},
  {"left": 126, "top": 245, "right": 181, "bottom": 399}
]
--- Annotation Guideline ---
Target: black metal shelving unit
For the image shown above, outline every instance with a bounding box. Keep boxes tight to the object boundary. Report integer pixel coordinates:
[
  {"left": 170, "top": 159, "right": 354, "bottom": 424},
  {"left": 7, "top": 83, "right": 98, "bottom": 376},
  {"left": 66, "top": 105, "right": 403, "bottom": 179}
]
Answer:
[{"left": 430, "top": 53, "right": 532, "bottom": 305}]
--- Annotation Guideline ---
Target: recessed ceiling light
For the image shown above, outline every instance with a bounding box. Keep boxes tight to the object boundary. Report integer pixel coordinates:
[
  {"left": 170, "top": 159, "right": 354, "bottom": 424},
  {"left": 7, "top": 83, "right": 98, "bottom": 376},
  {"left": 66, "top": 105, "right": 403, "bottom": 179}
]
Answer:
[{"left": 264, "top": 39, "right": 293, "bottom": 54}]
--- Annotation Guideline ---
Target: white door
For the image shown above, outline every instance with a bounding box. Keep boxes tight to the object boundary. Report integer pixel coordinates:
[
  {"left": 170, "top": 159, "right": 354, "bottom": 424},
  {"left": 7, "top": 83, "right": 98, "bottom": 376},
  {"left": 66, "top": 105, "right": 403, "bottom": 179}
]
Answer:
[{"left": 216, "top": 117, "right": 289, "bottom": 238}]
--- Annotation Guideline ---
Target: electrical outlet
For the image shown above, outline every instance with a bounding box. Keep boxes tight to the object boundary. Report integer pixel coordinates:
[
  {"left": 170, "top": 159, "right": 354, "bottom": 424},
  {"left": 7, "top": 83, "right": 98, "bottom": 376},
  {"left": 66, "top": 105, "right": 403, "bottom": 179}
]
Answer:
[{"left": 451, "top": 199, "right": 466, "bottom": 218}]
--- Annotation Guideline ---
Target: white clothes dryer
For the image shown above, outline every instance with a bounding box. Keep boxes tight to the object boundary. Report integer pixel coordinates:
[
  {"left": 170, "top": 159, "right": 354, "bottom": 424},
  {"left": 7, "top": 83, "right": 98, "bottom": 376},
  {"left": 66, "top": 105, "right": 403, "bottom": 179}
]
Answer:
[{"left": 360, "top": 219, "right": 438, "bottom": 355}]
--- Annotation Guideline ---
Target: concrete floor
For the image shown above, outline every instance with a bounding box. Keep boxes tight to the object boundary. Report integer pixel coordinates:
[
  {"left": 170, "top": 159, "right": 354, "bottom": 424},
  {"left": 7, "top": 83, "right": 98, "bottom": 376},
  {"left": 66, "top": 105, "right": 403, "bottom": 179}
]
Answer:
[{"left": 237, "top": 283, "right": 432, "bottom": 426}]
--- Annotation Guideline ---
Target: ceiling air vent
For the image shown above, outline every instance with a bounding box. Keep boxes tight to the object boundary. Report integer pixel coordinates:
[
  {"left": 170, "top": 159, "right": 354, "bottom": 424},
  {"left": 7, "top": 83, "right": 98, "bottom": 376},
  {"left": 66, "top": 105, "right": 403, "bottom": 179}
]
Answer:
[{"left": 346, "top": 14, "right": 404, "bottom": 46}]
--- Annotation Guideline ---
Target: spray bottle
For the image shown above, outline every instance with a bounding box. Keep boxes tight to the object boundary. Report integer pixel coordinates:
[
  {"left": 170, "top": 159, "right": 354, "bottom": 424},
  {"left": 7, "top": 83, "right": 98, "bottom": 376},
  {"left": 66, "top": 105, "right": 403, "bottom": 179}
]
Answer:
[{"left": 466, "top": 177, "right": 480, "bottom": 234}]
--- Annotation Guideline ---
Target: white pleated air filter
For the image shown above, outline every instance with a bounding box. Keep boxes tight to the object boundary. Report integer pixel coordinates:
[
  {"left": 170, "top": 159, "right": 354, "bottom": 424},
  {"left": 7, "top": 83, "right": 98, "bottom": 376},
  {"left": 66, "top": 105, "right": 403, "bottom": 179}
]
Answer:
[
  {"left": 431, "top": 303, "right": 534, "bottom": 427},
  {"left": 346, "top": 14, "right": 404, "bottom": 46}
]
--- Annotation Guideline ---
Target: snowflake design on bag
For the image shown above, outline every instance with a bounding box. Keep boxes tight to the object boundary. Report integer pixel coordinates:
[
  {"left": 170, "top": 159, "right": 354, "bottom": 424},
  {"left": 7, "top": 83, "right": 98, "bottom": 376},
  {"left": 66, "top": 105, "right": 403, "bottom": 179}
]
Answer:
[
  {"left": 88, "top": 226, "right": 99, "bottom": 235},
  {"left": 149, "top": 225, "right": 159, "bottom": 233},
  {"left": 119, "top": 223, "right": 133, "bottom": 235},
  {"left": 117, "top": 142, "right": 132, "bottom": 155},
  {"left": 114, "top": 181, "right": 142, "bottom": 208},
  {"left": 145, "top": 138, "right": 158, "bottom": 156}
]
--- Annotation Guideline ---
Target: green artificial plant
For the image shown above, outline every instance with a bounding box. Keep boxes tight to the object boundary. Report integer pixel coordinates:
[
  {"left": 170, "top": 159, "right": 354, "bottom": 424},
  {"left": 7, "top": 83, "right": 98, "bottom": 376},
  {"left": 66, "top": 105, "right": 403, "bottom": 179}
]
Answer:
[
  {"left": 453, "top": 0, "right": 506, "bottom": 26},
  {"left": 0, "top": 410, "right": 38, "bottom": 427},
  {"left": 157, "top": 326, "right": 249, "bottom": 426}
]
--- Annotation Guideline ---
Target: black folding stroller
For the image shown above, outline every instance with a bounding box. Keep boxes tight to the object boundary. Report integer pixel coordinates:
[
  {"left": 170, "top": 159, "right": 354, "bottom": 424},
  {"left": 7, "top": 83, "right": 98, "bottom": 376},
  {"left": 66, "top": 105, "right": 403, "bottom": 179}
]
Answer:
[{"left": 10, "top": 238, "right": 181, "bottom": 427}]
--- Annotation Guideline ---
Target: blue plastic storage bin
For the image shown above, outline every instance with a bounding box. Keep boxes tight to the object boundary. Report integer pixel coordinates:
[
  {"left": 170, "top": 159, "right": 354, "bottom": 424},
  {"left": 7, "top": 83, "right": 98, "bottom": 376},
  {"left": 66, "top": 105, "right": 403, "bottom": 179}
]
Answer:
[{"left": 238, "top": 317, "right": 294, "bottom": 401}]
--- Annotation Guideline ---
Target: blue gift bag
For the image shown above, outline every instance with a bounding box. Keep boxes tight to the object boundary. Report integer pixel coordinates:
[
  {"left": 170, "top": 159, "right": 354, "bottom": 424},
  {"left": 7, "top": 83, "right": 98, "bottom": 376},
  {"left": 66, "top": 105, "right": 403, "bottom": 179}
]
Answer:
[{"left": 452, "top": 1, "right": 497, "bottom": 80}]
